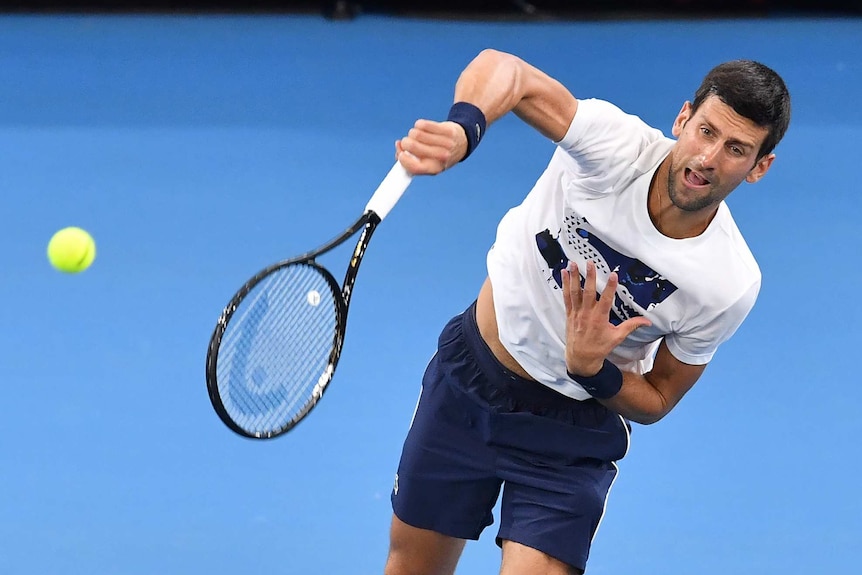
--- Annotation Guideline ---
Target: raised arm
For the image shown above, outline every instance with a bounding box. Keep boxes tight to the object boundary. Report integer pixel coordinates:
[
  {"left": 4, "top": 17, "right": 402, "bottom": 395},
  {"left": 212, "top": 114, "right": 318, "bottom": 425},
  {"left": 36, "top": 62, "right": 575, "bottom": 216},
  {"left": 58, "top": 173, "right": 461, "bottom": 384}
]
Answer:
[{"left": 396, "top": 49, "right": 578, "bottom": 175}]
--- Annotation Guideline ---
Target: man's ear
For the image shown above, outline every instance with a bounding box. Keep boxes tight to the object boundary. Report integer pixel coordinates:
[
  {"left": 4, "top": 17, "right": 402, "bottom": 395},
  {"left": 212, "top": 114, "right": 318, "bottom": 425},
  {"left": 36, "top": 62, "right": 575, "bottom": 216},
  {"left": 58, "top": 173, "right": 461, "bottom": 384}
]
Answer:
[
  {"left": 671, "top": 101, "right": 693, "bottom": 138},
  {"left": 746, "top": 153, "right": 775, "bottom": 183}
]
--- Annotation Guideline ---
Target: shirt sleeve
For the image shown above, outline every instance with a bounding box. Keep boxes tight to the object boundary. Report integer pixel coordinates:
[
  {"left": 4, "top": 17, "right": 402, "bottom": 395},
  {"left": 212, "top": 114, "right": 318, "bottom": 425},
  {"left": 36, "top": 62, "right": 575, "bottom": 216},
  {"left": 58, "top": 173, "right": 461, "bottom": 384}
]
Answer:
[
  {"left": 664, "top": 278, "right": 761, "bottom": 365},
  {"left": 554, "top": 98, "right": 666, "bottom": 193}
]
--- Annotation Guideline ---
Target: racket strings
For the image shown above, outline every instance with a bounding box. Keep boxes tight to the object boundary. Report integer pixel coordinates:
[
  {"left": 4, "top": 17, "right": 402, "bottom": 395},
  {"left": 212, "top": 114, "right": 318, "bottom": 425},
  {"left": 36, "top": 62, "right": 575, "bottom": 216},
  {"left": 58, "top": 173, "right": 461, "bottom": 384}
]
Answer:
[{"left": 216, "top": 263, "right": 340, "bottom": 436}]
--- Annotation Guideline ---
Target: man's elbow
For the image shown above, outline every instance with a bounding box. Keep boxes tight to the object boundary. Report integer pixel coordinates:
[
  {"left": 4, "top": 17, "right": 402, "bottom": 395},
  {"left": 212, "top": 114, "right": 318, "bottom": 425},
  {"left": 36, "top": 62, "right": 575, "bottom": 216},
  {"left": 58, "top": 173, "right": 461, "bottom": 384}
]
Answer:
[
  {"left": 613, "top": 394, "right": 675, "bottom": 425},
  {"left": 628, "top": 410, "right": 668, "bottom": 426}
]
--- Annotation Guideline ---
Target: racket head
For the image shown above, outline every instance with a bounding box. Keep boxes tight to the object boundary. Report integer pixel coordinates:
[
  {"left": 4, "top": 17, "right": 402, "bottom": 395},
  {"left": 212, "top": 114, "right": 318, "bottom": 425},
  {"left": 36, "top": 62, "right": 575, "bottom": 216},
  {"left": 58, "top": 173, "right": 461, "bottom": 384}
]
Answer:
[{"left": 206, "top": 260, "right": 347, "bottom": 439}]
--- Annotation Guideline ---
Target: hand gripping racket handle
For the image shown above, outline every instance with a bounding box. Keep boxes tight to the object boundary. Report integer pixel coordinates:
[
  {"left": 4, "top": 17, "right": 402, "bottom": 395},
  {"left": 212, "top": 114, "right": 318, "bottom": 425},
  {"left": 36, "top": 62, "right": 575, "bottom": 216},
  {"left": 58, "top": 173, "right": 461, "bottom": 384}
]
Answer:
[{"left": 364, "top": 161, "right": 413, "bottom": 221}]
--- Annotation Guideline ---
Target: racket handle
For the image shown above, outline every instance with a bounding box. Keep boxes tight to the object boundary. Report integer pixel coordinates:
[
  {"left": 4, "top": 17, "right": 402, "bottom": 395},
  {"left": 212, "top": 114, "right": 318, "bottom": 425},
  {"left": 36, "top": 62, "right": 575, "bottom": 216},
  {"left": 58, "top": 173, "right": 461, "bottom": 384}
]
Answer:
[{"left": 364, "top": 161, "right": 413, "bottom": 221}]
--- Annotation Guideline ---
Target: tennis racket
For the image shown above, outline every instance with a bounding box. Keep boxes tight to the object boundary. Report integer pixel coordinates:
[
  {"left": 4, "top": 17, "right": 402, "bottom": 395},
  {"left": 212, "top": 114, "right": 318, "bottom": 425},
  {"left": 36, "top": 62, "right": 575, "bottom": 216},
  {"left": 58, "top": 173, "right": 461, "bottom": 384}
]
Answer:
[{"left": 206, "top": 162, "right": 413, "bottom": 439}]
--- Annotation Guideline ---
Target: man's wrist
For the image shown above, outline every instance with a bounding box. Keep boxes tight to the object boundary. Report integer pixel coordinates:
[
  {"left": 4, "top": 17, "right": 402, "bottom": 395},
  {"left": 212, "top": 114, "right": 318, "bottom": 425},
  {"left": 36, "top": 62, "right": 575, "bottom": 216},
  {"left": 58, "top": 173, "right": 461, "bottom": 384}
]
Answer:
[
  {"left": 447, "top": 102, "right": 486, "bottom": 162},
  {"left": 567, "top": 359, "right": 623, "bottom": 399}
]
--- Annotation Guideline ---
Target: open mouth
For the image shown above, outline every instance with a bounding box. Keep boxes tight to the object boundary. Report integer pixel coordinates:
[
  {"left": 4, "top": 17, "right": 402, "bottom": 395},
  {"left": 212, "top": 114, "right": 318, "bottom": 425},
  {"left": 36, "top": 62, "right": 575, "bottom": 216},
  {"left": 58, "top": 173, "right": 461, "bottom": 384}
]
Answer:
[{"left": 684, "top": 168, "right": 710, "bottom": 188}]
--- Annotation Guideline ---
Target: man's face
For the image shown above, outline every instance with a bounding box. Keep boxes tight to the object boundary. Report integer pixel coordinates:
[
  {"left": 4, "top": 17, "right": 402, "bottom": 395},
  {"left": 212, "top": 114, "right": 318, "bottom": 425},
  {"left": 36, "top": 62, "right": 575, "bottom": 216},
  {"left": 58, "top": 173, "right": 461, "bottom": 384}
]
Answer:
[{"left": 667, "top": 95, "right": 774, "bottom": 213}]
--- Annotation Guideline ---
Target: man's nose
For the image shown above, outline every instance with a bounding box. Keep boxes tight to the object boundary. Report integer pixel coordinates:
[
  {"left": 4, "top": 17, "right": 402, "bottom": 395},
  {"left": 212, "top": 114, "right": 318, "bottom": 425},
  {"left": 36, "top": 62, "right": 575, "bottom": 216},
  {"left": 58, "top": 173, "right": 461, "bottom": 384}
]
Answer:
[{"left": 699, "top": 141, "right": 722, "bottom": 169}]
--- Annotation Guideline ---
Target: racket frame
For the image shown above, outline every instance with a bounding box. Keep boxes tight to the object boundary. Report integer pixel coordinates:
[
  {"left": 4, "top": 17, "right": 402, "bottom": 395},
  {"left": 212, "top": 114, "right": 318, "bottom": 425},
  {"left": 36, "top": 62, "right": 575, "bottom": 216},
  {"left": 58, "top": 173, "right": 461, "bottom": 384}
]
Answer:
[
  {"left": 205, "top": 211, "right": 382, "bottom": 439},
  {"left": 206, "top": 161, "right": 411, "bottom": 439}
]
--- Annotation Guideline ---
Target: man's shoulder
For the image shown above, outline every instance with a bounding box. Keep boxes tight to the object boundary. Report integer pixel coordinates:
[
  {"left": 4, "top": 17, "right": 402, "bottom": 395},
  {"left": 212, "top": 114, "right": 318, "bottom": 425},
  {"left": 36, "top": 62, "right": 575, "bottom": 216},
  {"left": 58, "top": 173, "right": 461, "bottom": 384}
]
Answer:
[
  {"left": 714, "top": 205, "right": 762, "bottom": 282},
  {"left": 560, "top": 98, "right": 670, "bottom": 169},
  {"left": 575, "top": 98, "right": 663, "bottom": 135}
]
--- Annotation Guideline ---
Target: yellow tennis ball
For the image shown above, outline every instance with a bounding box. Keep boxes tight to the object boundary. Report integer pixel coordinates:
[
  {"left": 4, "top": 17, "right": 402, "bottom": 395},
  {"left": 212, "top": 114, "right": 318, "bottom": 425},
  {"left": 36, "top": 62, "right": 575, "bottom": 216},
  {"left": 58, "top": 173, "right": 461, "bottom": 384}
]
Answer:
[{"left": 47, "top": 226, "right": 96, "bottom": 273}]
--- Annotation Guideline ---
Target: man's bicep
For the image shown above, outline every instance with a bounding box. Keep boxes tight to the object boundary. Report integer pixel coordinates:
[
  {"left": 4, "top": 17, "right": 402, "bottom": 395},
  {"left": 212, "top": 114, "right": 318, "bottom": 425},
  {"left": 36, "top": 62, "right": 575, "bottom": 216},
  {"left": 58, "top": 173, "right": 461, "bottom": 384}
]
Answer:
[{"left": 511, "top": 62, "right": 578, "bottom": 142}]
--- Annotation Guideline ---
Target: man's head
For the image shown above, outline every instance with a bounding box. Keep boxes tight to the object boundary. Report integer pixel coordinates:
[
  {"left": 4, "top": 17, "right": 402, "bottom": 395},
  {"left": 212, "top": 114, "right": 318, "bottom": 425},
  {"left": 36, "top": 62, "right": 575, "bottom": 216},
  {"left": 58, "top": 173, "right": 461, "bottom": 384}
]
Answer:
[
  {"left": 662, "top": 60, "right": 791, "bottom": 223},
  {"left": 691, "top": 59, "right": 791, "bottom": 159}
]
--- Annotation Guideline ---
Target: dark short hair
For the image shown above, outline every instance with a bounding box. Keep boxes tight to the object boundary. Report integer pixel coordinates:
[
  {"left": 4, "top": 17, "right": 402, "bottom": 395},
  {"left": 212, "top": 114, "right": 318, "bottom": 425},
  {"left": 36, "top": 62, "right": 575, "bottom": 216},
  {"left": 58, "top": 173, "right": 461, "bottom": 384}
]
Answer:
[{"left": 691, "top": 60, "right": 791, "bottom": 159}]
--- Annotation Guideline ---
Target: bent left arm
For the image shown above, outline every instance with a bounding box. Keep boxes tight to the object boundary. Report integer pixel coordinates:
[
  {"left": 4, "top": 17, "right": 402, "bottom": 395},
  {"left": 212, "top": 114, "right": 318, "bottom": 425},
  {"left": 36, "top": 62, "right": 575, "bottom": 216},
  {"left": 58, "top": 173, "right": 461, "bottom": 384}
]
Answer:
[
  {"left": 562, "top": 261, "right": 705, "bottom": 425},
  {"left": 600, "top": 341, "right": 705, "bottom": 425}
]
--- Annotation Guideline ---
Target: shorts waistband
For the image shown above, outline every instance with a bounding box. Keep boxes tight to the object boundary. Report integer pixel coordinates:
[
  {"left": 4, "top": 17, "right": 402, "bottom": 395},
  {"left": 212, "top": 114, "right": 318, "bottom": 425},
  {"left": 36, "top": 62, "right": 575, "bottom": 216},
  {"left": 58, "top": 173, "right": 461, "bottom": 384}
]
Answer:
[{"left": 459, "top": 301, "right": 590, "bottom": 410}]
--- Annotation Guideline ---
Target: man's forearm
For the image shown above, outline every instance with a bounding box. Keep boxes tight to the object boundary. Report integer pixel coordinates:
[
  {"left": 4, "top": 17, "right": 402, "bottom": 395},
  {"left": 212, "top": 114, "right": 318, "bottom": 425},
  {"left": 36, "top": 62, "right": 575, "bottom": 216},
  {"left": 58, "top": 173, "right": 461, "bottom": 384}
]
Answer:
[{"left": 597, "top": 372, "right": 673, "bottom": 425}]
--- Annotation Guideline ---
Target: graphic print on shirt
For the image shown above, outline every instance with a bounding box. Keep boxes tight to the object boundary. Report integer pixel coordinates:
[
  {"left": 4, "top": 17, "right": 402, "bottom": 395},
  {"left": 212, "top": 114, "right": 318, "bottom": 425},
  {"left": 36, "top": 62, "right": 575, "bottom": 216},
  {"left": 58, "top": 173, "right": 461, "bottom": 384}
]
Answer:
[{"left": 535, "top": 214, "right": 677, "bottom": 325}]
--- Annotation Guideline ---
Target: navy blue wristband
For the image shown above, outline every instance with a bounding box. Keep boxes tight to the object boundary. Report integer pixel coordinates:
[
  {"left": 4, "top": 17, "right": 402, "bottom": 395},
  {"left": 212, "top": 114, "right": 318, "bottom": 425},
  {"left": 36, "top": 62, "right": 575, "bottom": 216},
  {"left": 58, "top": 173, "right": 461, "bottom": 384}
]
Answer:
[
  {"left": 567, "top": 360, "right": 623, "bottom": 399},
  {"left": 447, "top": 102, "right": 486, "bottom": 161}
]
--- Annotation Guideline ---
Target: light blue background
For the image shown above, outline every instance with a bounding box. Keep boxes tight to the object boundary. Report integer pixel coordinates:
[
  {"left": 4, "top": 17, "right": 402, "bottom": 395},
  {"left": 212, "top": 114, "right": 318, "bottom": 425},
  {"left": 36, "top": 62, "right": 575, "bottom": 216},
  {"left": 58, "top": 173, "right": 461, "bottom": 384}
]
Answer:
[{"left": 2, "top": 13, "right": 860, "bottom": 574}]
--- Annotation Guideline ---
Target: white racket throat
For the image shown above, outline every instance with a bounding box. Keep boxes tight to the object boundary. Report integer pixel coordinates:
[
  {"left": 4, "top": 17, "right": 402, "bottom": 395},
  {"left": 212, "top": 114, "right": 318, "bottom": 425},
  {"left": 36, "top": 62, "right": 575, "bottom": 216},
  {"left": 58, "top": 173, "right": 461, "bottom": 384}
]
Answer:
[{"left": 364, "top": 161, "right": 413, "bottom": 221}]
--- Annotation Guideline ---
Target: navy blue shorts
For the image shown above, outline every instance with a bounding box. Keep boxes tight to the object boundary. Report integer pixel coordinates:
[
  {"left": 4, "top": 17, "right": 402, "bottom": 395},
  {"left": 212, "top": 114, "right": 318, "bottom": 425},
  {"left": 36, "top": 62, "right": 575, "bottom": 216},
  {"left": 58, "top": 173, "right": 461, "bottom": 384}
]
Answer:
[{"left": 391, "top": 302, "right": 631, "bottom": 571}]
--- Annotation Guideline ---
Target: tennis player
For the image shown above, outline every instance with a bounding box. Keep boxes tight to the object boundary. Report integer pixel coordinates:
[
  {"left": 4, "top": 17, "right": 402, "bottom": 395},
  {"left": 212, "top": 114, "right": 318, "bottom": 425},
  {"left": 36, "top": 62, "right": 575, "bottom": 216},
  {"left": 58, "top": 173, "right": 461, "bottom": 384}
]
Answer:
[{"left": 385, "top": 49, "right": 791, "bottom": 574}]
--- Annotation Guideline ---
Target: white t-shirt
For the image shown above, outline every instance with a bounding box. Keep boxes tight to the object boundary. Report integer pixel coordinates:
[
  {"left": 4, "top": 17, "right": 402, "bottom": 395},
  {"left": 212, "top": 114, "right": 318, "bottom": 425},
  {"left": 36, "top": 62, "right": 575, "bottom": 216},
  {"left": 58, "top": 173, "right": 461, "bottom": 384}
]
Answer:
[{"left": 486, "top": 98, "right": 761, "bottom": 400}]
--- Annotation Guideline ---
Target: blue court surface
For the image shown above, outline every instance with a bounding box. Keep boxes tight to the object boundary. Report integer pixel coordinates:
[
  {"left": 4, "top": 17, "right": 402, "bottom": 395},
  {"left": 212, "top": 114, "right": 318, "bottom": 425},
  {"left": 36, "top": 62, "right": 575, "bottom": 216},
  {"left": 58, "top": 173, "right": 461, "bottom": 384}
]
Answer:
[{"left": 1, "top": 12, "right": 860, "bottom": 575}]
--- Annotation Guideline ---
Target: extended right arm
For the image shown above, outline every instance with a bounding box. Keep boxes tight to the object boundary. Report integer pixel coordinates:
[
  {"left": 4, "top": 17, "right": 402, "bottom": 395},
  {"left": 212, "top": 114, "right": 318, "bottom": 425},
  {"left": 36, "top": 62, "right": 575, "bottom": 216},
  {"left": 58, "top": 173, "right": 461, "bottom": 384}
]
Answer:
[{"left": 396, "top": 49, "right": 578, "bottom": 175}]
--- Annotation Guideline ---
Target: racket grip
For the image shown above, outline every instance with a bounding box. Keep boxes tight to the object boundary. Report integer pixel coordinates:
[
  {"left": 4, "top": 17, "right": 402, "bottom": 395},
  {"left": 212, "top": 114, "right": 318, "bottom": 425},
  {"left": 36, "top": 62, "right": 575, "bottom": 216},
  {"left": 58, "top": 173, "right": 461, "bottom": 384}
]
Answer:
[{"left": 364, "top": 162, "right": 413, "bottom": 221}]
